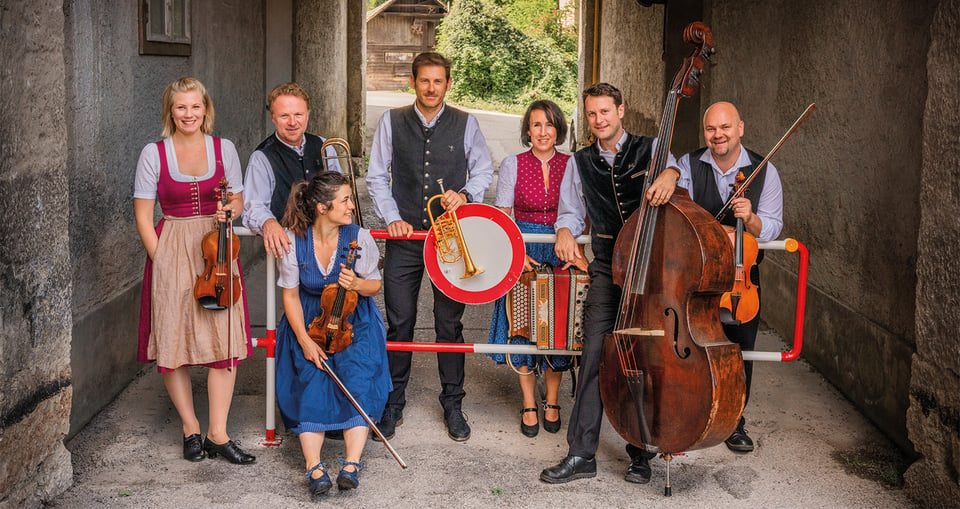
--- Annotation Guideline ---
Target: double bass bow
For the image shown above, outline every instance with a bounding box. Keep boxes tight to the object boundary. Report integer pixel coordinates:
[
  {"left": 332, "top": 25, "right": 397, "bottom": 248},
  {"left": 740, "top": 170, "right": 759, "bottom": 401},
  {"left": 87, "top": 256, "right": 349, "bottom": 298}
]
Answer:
[{"left": 598, "top": 22, "right": 744, "bottom": 495}]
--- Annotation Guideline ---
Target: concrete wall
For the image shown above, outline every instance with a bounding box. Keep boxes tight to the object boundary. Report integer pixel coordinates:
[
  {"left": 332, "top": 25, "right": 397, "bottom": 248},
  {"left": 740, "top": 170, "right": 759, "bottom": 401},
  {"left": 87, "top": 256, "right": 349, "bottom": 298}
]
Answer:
[
  {"left": 704, "top": 0, "right": 936, "bottom": 453},
  {"left": 65, "top": 0, "right": 266, "bottom": 435},
  {"left": 0, "top": 1, "right": 74, "bottom": 506},
  {"left": 585, "top": 0, "right": 937, "bottom": 456},
  {"left": 906, "top": 0, "right": 960, "bottom": 504}
]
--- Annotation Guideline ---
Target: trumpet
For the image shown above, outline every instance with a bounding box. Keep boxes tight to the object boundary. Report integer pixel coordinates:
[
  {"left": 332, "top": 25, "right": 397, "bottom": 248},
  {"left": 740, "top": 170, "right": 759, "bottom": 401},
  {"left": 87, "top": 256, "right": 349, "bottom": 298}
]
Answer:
[
  {"left": 427, "top": 179, "right": 483, "bottom": 279},
  {"left": 319, "top": 137, "right": 364, "bottom": 228}
]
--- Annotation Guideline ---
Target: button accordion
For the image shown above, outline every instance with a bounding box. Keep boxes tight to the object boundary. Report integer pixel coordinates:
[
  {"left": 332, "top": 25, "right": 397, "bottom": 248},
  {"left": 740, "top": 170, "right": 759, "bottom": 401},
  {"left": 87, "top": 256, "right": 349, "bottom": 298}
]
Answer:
[{"left": 506, "top": 265, "right": 590, "bottom": 351}]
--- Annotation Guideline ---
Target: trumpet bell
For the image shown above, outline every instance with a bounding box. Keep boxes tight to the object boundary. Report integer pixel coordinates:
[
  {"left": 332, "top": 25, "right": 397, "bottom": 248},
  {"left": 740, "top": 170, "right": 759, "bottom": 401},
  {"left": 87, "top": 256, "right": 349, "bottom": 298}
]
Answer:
[{"left": 424, "top": 203, "right": 525, "bottom": 304}]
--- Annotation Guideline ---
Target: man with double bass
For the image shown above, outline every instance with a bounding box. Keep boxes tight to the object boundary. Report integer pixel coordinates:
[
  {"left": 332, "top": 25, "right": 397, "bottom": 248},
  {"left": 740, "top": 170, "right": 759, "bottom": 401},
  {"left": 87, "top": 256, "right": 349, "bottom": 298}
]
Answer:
[
  {"left": 541, "top": 82, "right": 681, "bottom": 484},
  {"left": 676, "top": 101, "right": 783, "bottom": 452}
]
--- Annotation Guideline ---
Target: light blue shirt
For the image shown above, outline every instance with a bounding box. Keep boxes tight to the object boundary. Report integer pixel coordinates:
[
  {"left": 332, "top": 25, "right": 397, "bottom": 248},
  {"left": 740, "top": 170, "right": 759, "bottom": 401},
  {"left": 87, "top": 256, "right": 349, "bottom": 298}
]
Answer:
[
  {"left": 676, "top": 146, "right": 783, "bottom": 242},
  {"left": 555, "top": 133, "right": 676, "bottom": 236},
  {"left": 366, "top": 103, "right": 494, "bottom": 226}
]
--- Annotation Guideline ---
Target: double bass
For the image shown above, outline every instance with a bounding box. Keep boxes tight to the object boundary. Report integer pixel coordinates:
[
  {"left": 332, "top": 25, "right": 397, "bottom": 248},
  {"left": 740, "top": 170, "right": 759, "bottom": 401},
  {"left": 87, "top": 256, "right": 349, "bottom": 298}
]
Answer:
[{"left": 598, "top": 22, "right": 745, "bottom": 493}]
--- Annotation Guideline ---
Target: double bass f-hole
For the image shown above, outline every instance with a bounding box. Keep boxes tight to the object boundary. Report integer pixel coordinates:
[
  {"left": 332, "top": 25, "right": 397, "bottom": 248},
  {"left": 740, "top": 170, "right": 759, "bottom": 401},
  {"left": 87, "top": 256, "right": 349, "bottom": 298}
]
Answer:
[{"left": 663, "top": 308, "right": 689, "bottom": 359}]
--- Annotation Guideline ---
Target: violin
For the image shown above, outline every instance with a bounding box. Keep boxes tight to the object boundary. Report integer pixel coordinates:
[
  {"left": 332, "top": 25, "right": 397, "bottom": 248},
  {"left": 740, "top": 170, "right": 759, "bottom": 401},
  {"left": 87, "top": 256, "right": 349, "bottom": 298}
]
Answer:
[
  {"left": 307, "top": 240, "right": 360, "bottom": 354},
  {"left": 194, "top": 178, "right": 241, "bottom": 310},
  {"left": 598, "top": 21, "right": 745, "bottom": 470},
  {"left": 719, "top": 171, "right": 760, "bottom": 324}
]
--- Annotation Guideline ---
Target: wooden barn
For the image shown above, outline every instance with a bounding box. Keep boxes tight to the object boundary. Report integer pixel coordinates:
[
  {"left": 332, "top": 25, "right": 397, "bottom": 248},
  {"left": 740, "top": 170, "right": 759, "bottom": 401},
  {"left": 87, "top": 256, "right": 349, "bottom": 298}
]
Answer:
[{"left": 366, "top": 0, "right": 448, "bottom": 90}]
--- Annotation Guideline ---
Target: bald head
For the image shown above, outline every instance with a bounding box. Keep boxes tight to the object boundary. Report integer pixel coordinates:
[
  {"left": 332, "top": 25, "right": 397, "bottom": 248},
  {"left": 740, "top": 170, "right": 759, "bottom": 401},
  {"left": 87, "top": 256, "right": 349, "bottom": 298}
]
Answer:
[{"left": 703, "top": 101, "right": 745, "bottom": 169}]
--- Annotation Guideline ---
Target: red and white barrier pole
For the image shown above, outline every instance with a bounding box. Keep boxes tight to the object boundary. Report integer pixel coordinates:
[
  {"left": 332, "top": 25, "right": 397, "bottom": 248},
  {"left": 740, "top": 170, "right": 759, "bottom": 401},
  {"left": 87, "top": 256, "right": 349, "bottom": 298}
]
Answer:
[{"left": 244, "top": 226, "right": 808, "bottom": 443}]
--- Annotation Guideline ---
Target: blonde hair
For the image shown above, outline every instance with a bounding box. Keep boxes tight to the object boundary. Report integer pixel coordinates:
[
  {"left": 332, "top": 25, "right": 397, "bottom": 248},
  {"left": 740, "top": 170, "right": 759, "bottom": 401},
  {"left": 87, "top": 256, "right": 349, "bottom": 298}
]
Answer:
[{"left": 161, "top": 77, "right": 215, "bottom": 138}]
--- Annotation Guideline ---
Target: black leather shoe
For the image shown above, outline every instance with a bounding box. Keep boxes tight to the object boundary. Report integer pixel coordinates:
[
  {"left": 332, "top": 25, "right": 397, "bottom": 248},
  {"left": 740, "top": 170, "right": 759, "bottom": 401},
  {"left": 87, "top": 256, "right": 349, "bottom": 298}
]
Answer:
[
  {"left": 444, "top": 407, "right": 471, "bottom": 442},
  {"left": 725, "top": 416, "right": 754, "bottom": 452},
  {"left": 540, "top": 455, "right": 597, "bottom": 484},
  {"left": 520, "top": 407, "right": 539, "bottom": 437},
  {"left": 203, "top": 437, "right": 256, "bottom": 464},
  {"left": 182, "top": 433, "right": 204, "bottom": 462},
  {"left": 373, "top": 406, "right": 403, "bottom": 442},
  {"left": 625, "top": 454, "right": 652, "bottom": 484}
]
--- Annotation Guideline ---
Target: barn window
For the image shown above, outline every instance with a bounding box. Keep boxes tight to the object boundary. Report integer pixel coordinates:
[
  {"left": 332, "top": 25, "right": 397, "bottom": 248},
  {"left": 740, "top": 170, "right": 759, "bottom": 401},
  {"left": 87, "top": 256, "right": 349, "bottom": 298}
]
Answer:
[{"left": 139, "top": 0, "right": 192, "bottom": 56}]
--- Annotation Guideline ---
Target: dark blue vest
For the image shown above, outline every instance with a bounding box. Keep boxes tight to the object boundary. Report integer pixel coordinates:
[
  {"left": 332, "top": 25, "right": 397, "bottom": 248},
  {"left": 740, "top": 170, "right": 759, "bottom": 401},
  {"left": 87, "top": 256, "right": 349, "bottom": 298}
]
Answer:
[
  {"left": 687, "top": 146, "right": 766, "bottom": 228},
  {"left": 255, "top": 132, "right": 328, "bottom": 220},
  {"left": 574, "top": 134, "right": 655, "bottom": 265}
]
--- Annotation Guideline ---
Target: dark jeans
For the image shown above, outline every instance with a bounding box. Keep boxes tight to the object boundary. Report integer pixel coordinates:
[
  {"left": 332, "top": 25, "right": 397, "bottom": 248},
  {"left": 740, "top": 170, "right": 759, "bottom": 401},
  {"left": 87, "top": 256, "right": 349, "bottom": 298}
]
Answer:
[
  {"left": 383, "top": 239, "right": 466, "bottom": 412},
  {"left": 566, "top": 260, "right": 618, "bottom": 459}
]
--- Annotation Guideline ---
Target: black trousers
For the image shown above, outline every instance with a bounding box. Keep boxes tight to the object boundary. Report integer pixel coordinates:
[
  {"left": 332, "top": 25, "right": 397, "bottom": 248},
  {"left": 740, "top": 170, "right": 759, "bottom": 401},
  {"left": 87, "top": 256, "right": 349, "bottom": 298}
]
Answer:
[
  {"left": 566, "top": 260, "right": 618, "bottom": 459},
  {"left": 382, "top": 239, "right": 466, "bottom": 411}
]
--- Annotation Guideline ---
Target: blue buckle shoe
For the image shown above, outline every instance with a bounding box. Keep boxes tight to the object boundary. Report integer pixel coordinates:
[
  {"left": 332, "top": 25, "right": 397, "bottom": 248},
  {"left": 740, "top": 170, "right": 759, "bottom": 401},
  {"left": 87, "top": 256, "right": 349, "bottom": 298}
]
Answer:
[
  {"left": 305, "top": 462, "right": 332, "bottom": 497},
  {"left": 336, "top": 458, "right": 364, "bottom": 490}
]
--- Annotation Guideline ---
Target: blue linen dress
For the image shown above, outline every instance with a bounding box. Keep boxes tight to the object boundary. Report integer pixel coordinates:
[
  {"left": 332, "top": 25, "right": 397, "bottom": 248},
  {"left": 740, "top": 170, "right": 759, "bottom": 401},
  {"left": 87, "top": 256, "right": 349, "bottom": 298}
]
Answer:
[{"left": 276, "top": 223, "right": 392, "bottom": 434}]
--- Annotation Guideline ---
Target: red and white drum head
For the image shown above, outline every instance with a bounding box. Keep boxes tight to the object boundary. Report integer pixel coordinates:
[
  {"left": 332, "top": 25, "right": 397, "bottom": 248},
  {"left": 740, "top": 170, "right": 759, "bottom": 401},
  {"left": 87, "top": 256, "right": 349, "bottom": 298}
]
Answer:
[{"left": 424, "top": 203, "right": 525, "bottom": 304}]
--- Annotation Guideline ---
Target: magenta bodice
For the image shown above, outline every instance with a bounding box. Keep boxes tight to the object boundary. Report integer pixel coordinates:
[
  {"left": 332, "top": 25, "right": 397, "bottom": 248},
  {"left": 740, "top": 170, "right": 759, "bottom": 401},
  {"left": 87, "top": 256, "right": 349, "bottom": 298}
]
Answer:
[{"left": 512, "top": 149, "right": 570, "bottom": 226}]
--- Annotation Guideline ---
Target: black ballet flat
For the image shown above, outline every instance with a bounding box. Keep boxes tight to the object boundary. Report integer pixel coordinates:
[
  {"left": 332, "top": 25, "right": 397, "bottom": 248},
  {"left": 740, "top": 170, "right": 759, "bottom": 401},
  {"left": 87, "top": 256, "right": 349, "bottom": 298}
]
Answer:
[
  {"left": 520, "top": 407, "right": 539, "bottom": 437},
  {"left": 203, "top": 437, "right": 256, "bottom": 465},
  {"left": 543, "top": 404, "right": 562, "bottom": 434},
  {"left": 183, "top": 433, "right": 204, "bottom": 462}
]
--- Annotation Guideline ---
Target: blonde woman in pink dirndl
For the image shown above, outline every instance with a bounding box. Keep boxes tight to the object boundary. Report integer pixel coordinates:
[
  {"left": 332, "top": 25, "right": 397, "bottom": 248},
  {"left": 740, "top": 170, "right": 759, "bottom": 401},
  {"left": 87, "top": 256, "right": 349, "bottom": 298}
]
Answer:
[{"left": 134, "top": 77, "right": 255, "bottom": 465}]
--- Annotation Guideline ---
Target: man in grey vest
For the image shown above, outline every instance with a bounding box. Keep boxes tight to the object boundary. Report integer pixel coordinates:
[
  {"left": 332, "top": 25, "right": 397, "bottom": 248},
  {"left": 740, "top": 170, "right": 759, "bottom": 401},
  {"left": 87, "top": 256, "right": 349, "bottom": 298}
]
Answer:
[
  {"left": 676, "top": 101, "right": 784, "bottom": 453},
  {"left": 242, "top": 82, "right": 341, "bottom": 259},
  {"left": 366, "top": 52, "right": 494, "bottom": 442}
]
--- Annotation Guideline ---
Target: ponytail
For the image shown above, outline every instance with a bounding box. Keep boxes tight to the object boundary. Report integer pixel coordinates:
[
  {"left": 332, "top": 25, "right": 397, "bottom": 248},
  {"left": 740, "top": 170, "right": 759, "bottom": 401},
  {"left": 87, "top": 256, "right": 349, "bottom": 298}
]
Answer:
[{"left": 280, "top": 171, "right": 349, "bottom": 236}]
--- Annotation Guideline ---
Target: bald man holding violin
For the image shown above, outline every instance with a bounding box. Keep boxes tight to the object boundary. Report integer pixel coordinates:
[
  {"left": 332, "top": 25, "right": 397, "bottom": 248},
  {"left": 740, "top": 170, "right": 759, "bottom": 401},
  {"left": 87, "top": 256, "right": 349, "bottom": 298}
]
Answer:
[{"left": 675, "top": 101, "right": 784, "bottom": 453}]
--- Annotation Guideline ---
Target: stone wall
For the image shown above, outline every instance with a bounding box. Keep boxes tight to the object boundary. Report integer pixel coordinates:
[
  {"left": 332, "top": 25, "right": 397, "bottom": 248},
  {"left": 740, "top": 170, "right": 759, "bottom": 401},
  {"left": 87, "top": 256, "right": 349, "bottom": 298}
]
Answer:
[
  {"left": 65, "top": 0, "right": 266, "bottom": 434},
  {"left": 0, "top": 1, "right": 74, "bottom": 506},
  {"left": 905, "top": 0, "right": 960, "bottom": 504},
  {"left": 586, "top": 0, "right": 938, "bottom": 454},
  {"left": 704, "top": 0, "right": 937, "bottom": 453}
]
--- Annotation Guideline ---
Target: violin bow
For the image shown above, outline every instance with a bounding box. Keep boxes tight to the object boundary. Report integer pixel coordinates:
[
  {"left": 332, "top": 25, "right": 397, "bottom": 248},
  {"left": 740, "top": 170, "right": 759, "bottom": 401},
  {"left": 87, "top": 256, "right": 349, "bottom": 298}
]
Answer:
[
  {"left": 318, "top": 358, "right": 408, "bottom": 469},
  {"left": 715, "top": 103, "right": 816, "bottom": 220},
  {"left": 227, "top": 208, "right": 234, "bottom": 372}
]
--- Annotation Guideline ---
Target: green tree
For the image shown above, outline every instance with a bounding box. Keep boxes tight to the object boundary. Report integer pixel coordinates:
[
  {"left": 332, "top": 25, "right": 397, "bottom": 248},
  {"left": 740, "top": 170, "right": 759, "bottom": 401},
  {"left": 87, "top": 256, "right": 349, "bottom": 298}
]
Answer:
[{"left": 436, "top": 0, "right": 577, "bottom": 112}]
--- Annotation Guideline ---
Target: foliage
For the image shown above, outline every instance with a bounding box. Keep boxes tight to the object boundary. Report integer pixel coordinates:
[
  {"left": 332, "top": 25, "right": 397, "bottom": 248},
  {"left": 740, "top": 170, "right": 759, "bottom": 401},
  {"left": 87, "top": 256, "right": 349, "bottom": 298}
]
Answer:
[
  {"left": 367, "top": 0, "right": 390, "bottom": 10},
  {"left": 436, "top": 0, "right": 578, "bottom": 113}
]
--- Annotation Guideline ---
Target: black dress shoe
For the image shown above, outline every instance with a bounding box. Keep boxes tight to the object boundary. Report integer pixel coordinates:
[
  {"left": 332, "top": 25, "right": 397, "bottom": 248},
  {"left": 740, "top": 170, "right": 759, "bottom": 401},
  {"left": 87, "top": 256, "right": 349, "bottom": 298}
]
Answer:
[
  {"left": 373, "top": 406, "right": 403, "bottom": 442},
  {"left": 624, "top": 454, "right": 651, "bottom": 484},
  {"left": 540, "top": 455, "right": 596, "bottom": 484},
  {"left": 444, "top": 407, "right": 471, "bottom": 441},
  {"left": 182, "top": 433, "right": 204, "bottom": 462},
  {"left": 520, "top": 407, "right": 539, "bottom": 438},
  {"left": 443, "top": 407, "right": 470, "bottom": 442},
  {"left": 725, "top": 416, "right": 754, "bottom": 452},
  {"left": 203, "top": 437, "right": 256, "bottom": 464}
]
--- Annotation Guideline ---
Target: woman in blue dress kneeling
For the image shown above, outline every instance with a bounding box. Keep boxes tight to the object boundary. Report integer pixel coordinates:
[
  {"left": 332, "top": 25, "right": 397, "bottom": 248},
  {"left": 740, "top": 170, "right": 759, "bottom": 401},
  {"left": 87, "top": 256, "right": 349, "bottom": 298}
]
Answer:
[{"left": 275, "top": 172, "right": 391, "bottom": 497}]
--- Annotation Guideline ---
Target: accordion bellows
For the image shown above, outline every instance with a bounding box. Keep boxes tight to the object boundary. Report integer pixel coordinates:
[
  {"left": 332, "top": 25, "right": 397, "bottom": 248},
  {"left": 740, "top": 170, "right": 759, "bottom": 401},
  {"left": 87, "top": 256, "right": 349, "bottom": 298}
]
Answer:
[{"left": 506, "top": 265, "right": 590, "bottom": 351}]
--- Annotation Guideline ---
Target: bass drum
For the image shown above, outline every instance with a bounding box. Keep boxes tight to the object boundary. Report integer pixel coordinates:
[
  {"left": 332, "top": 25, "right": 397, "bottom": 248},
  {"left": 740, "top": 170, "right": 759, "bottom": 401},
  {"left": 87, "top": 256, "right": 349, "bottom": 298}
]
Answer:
[{"left": 424, "top": 203, "right": 526, "bottom": 304}]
